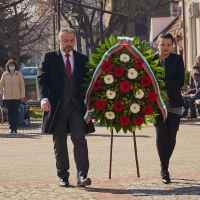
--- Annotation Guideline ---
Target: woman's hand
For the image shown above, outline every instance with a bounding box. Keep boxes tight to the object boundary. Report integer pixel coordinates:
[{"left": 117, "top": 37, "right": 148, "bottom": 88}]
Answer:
[{"left": 182, "top": 92, "right": 188, "bottom": 96}]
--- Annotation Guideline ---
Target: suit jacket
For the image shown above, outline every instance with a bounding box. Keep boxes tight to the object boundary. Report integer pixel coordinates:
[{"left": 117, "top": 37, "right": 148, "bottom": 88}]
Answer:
[
  {"left": 154, "top": 53, "right": 185, "bottom": 108},
  {"left": 37, "top": 49, "right": 95, "bottom": 134},
  {"left": 188, "top": 76, "right": 200, "bottom": 96}
]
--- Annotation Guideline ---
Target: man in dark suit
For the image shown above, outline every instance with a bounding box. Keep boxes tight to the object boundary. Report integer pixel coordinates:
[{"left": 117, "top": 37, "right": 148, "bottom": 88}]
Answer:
[{"left": 37, "top": 27, "right": 95, "bottom": 187}]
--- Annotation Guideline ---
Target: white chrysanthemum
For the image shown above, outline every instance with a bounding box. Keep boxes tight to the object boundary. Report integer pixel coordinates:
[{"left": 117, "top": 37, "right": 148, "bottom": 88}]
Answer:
[
  {"left": 128, "top": 68, "right": 138, "bottom": 79},
  {"left": 105, "top": 111, "right": 115, "bottom": 120},
  {"left": 130, "top": 103, "right": 140, "bottom": 113},
  {"left": 120, "top": 53, "right": 130, "bottom": 63},
  {"left": 104, "top": 75, "right": 114, "bottom": 84},
  {"left": 106, "top": 90, "right": 116, "bottom": 99},
  {"left": 135, "top": 89, "right": 144, "bottom": 99}
]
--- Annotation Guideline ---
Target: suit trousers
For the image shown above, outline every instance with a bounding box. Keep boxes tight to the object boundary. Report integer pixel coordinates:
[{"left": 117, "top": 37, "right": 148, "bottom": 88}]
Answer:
[
  {"left": 53, "top": 101, "right": 89, "bottom": 179},
  {"left": 5, "top": 99, "right": 20, "bottom": 131}
]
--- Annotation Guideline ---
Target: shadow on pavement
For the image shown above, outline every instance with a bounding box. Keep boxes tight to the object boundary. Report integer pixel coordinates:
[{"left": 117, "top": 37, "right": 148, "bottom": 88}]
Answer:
[
  {"left": 87, "top": 134, "right": 150, "bottom": 138},
  {"left": 128, "top": 185, "right": 200, "bottom": 196},
  {"left": 180, "top": 118, "right": 200, "bottom": 126},
  {"left": 86, "top": 187, "right": 132, "bottom": 194},
  {"left": 0, "top": 133, "right": 42, "bottom": 138}
]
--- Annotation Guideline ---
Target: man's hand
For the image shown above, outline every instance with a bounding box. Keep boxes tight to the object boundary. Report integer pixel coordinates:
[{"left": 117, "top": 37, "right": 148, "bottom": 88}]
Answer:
[
  {"left": 190, "top": 94, "right": 196, "bottom": 97},
  {"left": 41, "top": 100, "right": 51, "bottom": 112}
]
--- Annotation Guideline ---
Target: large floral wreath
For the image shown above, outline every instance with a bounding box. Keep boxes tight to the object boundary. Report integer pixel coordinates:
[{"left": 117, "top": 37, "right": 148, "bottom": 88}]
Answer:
[{"left": 84, "top": 36, "right": 167, "bottom": 133}]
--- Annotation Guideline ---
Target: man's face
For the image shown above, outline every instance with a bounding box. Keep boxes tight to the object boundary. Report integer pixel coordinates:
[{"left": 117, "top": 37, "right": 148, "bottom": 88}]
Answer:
[{"left": 57, "top": 33, "right": 75, "bottom": 53}]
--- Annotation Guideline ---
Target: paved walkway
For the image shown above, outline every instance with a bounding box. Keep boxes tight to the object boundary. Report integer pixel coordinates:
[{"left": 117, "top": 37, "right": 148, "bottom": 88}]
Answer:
[{"left": 0, "top": 118, "right": 200, "bottom": 199}]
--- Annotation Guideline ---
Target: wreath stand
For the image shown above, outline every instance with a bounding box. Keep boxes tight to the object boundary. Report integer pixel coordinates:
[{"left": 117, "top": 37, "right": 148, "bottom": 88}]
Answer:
[{"left": 109, "top": 129, "right": 140, "bottom": 179}]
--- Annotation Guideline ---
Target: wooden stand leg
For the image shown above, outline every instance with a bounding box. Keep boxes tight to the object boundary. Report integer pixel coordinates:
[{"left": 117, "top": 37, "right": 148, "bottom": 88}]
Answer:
[
  {"left": 133, "top": 130, "right": 140, "bottom": 178},
  {"left": 109, "top": 130, "right": 114, "bottom": 179}
]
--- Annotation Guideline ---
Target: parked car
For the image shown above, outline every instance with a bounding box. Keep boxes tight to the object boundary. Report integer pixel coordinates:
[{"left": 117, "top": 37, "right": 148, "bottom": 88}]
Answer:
[
  {"left": 20, "top": 67, "right": 38, "bottom": 101},
  {"left": 20, "top": 67, "right": 38, "bottom": 85}
]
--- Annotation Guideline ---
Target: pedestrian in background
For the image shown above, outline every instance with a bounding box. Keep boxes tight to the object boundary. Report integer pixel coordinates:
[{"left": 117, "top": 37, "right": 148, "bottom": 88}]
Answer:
[
  {"left": 189, "top": 55, "right": 200, "bottom": 89},
  {"left": 182, "top": 73, "right": 200, "bottom": 118},
  {"left": 37, "top": 27, "right": 95, "bottom": 187},
  {"left": 0, "top": 59, "right": 25, "bottom": 133},
  {"left": 19, "top": 100, "right": 29, "bottom": 126},
  {"left": 182, "top": 54, "right": 200, "bottom": 118},
  {"left": 154, "top": 32, "right": 185, "bottom": 184}
]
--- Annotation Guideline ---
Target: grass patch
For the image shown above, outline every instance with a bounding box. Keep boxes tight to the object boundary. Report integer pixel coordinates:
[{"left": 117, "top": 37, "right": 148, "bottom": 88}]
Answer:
[{"left": 30, "top": 108, "right": 43, "bottom": 121}]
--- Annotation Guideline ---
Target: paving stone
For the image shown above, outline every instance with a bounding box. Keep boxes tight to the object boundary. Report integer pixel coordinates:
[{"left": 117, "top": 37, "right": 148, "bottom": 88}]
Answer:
[{"left": 0, "top": 120, "right": 200, "bottom": 199}]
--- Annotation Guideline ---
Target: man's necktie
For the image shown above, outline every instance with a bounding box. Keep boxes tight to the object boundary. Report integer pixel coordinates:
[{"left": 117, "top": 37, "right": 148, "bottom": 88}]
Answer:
[{"left": 65, "top": 54, "right": 71, "bottom": 78}]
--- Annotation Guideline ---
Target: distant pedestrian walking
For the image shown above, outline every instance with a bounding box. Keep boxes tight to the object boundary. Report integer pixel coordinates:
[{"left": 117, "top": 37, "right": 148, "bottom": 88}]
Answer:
[{"left": 0, "top": 59, "right": 25, "bottom": 133}]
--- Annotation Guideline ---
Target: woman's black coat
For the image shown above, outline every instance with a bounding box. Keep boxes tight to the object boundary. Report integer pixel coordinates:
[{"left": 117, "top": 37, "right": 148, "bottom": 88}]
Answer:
[{"left": 155, "top": 53, "right": 185, "bottom": 108}]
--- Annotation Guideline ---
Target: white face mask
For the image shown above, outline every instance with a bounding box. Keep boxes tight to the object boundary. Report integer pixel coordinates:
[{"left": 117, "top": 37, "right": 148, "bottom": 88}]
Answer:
[{"left": 9, "top": 66, "right": 15, "bottom": 71}]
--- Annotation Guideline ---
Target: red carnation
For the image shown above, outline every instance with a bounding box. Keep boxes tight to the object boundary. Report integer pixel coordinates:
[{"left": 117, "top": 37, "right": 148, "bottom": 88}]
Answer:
[
  {"left": 133, "top": 116, "right": 144, "bottom": 126},
  {"left": 147, "top": 92, "right": 157, "bottom": 102},
  {"left": 102, "top": 61, "right": 113, "bottom": 72},
  {"left": 93, "top": 81, "right": 102, "bottom": 91},
  {"left": 119, "top": 116, "right": 130, "bottom": 126},
  {"left": 114, "top": 67, "right": 124, "bottom": 78},
  {"left": 94, "top": 99, "right": 106, "bottom": 110},
  {"left": 141, "top": 75, "right": 151, "bottom": 87},
  {"left": 113, "top": 101, "right": 124, "bottom": 112},
  {"left": 134, "top": 58, "right": 144, "bottom": 70},
  {"left": 119, "top": 81, "right": 131, "bottom": 93},
  {"left": 142, "top": 105, "right": 153, "bottom": 115}
]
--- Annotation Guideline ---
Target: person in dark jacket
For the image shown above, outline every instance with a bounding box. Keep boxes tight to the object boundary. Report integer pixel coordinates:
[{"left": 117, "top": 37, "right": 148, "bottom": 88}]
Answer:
[
  {"left": 189, "top": 55, "right": 200, "bottom": 89},
  {"left": 154, "top": 32, "right": 185, "bottom": 184},
  {"left": 182, "top": 55, "right": 200, "bottom": 118},
  {"left": 37, "top": 27, "right": 95, "bottom": 188},
  {"left": 182, "top": 73, "right": 200, "bottom": 118}
]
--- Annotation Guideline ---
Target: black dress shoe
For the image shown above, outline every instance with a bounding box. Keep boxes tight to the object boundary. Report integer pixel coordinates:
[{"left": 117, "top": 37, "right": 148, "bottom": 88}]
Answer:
[
  {"left": 77, "top": 176, "right": 91, "bottom": 187},
  {"left": 14, "top": 130, "right": 17, "bottom": 133},
  {"left": 161, "top": 170, "right": 171, "bottom": 184},
  {"left": 10, "top": 130, "right": 13, "bottom": 134},
  {"left": 60, "top": 178, "right": 70, "bottom": 187}
]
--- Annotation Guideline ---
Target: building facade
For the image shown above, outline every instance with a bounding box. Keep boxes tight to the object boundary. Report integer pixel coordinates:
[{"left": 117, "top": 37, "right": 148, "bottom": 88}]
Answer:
[{"left": 183, "top": 0, "right": 200, "bottom": 70}]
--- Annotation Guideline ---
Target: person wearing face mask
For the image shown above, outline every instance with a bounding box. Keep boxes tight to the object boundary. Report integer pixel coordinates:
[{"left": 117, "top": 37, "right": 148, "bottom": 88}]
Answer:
[
  {"left": 0, "top": 59, "right": 25, "bottom": 133},
  {"left": 154, "top": 32, "right": 185, "bottom": 184}
]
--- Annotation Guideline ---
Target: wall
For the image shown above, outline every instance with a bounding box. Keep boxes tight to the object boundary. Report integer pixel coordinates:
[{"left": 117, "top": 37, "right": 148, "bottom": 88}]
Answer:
[{"left": 184, "top": 0, "right": 200, "bottom": 70}]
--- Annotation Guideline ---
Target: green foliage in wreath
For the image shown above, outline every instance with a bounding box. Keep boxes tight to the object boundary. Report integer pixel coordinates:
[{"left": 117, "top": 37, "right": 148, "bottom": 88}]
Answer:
[{"left": 84, "top": 35, "right": 167, "bottom": 133}]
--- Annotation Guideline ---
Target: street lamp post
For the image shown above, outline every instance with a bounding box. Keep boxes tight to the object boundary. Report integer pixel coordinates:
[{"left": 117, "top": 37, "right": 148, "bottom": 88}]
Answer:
[{"left": 182, "top": 0, "right": 187, "bottom": 68}]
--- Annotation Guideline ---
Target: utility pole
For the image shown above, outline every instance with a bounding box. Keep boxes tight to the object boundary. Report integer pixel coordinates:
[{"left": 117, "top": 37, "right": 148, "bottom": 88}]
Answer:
[{"left": 182, "top": 0, "right": 187, "bottom": 69}]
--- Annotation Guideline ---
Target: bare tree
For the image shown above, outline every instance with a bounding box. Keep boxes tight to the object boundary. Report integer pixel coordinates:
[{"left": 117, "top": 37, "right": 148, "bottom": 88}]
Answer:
[
  {"left": 62, "top": 0, "right": 170, "bottom": 45},
  {"left": 0, "top": 0, "right": 54, "bottom": 66}
]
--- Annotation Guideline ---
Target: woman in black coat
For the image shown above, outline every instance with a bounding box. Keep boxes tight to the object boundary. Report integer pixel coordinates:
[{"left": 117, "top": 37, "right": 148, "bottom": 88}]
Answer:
[{"left": 154, "top": 32, "right": 185, "bottom": 184}]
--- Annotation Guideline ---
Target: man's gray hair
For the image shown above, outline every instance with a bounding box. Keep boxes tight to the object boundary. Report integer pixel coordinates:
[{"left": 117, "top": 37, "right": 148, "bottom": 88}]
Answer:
[{"left": 58, "top": 27, "right": 76, "bottom": 39}]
